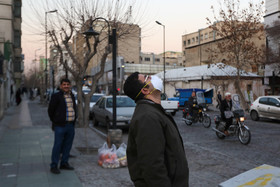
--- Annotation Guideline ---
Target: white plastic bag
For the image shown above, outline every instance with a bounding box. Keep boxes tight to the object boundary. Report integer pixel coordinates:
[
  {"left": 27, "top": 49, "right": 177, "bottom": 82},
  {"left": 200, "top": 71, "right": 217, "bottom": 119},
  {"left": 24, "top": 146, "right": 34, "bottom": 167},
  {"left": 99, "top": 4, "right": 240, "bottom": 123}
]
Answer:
[
  {"left": 116, "top": 143, "right": 127, "bottom": 167},
  {"left": 98, "top": 142, "right": 120, "bottom": 169}
]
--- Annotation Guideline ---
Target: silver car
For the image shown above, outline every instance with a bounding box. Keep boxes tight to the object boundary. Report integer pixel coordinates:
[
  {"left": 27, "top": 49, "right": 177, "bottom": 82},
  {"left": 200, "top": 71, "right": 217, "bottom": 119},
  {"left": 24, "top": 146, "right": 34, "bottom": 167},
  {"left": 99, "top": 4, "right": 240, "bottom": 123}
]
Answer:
[
  {"left": 250, "top": 96, "right": 280, "bottom": 121},
  {"left": 91, "top": 95, "right": 136, "bottom": 129}
]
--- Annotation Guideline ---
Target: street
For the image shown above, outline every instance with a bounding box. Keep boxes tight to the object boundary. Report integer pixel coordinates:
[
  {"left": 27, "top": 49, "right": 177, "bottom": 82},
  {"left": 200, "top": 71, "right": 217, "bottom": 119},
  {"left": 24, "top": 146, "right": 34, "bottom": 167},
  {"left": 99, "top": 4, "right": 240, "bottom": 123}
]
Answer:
[
  {"left": 7, "top": 99, "right": 278, "bottom": 187},
  {"left": 90, "top": 108, "right": 280, "bottom": 186}
]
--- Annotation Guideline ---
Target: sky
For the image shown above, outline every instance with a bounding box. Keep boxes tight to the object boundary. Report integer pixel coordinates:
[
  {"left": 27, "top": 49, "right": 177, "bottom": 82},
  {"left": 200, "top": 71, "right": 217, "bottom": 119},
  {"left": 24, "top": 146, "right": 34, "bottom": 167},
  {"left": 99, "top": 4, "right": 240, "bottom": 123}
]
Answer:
[{"left": 21, "top": 0, "right": 260, "bottom": 72}]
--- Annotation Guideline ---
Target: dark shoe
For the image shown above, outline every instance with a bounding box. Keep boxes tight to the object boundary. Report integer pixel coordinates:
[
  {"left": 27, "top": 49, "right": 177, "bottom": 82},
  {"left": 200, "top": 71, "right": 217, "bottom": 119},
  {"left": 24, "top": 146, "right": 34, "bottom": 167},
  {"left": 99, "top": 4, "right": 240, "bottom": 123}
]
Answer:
[
  {"left": 50, "top": 167, "right": 60, "bottom": 174},
  {"left": 69, "top": 154, "right": 76, "bottom": 158},
  {"left": 60, "top": 163, "right": 74, "bottom": 170}
]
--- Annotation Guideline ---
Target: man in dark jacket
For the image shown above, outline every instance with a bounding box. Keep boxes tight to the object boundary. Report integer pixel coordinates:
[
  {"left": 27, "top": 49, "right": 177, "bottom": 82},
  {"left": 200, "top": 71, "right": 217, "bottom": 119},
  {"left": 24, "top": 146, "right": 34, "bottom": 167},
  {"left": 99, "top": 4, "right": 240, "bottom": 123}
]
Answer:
[
  {"left": 187, "top": 91, "right": 198, "bottom": 118},
  {"left": 48, "top": 78, "right": 77, "bottom": 174},
  {"left": 124, "top": 72, "right": 189, "bottom": 187},
  {"left": 216, "top": 91, "right": 222, "bottom": 109},
  {"left": 220, "top": 92, "right": 233, "bottom": 136}
]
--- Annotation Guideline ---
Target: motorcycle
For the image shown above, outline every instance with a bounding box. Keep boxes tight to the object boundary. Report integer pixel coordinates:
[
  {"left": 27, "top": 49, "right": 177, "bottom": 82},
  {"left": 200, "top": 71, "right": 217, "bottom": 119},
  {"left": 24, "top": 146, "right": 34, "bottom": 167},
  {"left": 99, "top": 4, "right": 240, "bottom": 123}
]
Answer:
[
  {"left": 182, "top": 91, "right": 211, "bottom": 128},
  {"left": 212, "top": 94, "right": 251, "bottom": 145}
]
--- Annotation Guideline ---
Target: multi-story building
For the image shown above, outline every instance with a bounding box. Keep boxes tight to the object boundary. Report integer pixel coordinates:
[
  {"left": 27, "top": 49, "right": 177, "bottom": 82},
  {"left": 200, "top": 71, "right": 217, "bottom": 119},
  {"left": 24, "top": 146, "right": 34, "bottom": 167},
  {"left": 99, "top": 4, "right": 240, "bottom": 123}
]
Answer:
[
  {"left": 72, "top": 21, "right": 141, "bottom": 76},
  {"left": 0, "top": 0, "right": 23, "bottom": 119},
  {"left": 140, "top": 51, "right": 183, "bottom": 66},
  {"left": 264, "top": 0, "right": 280, "bottom": 95},
  {"left": 50, "top": 20, "right": 183, "bottom": 94},
  {"left": 181, "top": 22, "right": 265, "bottom": 74}
]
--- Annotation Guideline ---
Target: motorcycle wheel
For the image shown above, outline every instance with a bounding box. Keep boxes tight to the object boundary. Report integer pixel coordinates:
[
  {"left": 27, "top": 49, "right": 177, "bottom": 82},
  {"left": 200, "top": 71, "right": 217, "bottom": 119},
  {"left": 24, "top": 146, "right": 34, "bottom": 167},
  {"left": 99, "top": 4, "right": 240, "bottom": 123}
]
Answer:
[
  {"left": 202, "top": 116, "right": 211, "bottom": 128},
  {"left": 238, "top": 126, "right": 251, "bottom": 145},
  {"left": 215, "top": 125, "right": 225, "bottom": 139},
  {"left": 184, "top": 116, "right": 192, "bottom": 126}
]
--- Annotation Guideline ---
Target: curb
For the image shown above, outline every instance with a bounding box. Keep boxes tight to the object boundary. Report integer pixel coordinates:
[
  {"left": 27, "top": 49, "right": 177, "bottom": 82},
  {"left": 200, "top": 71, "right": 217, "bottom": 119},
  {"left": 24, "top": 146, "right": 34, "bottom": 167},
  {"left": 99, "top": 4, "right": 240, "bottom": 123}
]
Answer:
[{"left": 89, "top": 124, "right": 107, "bottom": 140}]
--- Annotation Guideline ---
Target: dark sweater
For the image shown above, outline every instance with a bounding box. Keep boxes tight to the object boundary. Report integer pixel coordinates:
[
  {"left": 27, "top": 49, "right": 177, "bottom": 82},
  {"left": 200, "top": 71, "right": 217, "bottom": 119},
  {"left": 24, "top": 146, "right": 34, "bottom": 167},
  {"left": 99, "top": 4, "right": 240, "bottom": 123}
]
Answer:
[{"left": 48, "top": 91, "right": 77, "bottom": 126}]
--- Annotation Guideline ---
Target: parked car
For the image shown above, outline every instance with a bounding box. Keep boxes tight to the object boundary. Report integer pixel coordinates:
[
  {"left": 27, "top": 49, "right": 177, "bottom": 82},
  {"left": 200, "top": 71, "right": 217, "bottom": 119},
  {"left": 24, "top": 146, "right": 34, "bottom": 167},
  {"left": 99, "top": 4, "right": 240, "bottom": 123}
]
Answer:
[
  {"left": 249, "top": 96, "right": 280, "bottom": 121},
  {"left": 89, "top": 93, "right": 105, "bottom": 118},
  {"left": 91, "top": 95, "right": 136, "bottom": 129},
  {"left": 161, "top": 93, "right": 179, "bottom": 116}
]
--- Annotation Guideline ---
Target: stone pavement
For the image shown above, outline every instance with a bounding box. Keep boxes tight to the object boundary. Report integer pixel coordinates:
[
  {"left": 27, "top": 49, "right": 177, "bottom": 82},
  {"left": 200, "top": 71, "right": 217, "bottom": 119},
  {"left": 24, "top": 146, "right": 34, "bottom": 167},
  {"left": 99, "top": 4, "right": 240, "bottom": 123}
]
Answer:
[{"left": 0, "top": 96, "right": 132, "bottom": 187}]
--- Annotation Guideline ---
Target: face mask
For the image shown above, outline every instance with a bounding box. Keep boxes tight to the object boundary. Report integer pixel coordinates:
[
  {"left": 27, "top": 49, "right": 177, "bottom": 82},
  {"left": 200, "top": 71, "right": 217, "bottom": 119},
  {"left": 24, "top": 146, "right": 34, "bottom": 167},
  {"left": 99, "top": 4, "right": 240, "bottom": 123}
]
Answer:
[{"left": 150, "top": 75, "right": 163, "bottom": 92}]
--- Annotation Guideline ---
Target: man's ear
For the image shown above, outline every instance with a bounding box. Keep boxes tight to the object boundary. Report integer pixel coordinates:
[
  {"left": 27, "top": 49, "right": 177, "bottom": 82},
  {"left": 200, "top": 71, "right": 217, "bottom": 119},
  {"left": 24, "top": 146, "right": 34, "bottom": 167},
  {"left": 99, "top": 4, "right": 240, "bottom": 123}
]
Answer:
[{"left": 141, "top": 87, "right": 149, "bottom": 95}]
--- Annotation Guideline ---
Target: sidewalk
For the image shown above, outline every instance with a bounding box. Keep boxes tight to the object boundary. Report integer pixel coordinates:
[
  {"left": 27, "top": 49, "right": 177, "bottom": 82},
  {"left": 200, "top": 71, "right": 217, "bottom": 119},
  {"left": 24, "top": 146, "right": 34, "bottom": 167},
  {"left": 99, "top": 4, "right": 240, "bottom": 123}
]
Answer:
[
  {"left": 0, "top": 96, "right": 132, "bottom": 187},
  {"left": 0, "top": 97, "right": 83, "bottom": 187}
]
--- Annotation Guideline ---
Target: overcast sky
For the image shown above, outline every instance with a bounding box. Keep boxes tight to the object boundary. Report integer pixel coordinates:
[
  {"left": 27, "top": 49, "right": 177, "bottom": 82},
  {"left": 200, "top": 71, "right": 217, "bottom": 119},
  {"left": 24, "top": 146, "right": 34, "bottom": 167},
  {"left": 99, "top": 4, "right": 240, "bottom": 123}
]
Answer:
[{"left": 22, "top": 0, "right": 262, "bottom": 71}]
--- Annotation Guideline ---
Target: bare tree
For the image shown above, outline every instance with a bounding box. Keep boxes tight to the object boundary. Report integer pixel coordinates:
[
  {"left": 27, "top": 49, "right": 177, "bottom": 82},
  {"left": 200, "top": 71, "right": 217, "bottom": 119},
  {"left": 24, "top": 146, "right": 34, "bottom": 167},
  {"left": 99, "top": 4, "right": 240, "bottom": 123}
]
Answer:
[
  {"left": 206, "top": 0, "right": 266, "bottom": 109},
  {"left": 23, "top": 0, "right": 145, "bottom": 134}
]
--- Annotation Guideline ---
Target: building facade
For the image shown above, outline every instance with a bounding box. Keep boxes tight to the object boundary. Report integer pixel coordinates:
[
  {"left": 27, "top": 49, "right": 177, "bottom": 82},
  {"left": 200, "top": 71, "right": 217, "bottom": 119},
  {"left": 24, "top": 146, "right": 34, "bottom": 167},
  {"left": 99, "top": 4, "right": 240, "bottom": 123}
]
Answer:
[
  {"left": 0, "top": 0, "right": 23, "bottom": 119},
  {"left": 264, "top": 0, "right": 280, "bottom": 95},
  {"left": 156, "top": 64, "right": 264, "bottom": 107},
  {"left": 140, "top": 51, "right": 183, "bottom": 66},
  {"left": 181, "top": 22, "right": 266, "bottom": 75}
]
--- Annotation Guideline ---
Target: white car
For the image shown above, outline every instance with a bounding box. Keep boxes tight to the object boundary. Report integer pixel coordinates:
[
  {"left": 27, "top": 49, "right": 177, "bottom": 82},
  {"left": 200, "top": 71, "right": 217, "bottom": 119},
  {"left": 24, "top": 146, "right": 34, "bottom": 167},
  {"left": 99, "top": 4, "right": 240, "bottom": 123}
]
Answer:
[
  {"left": 250, "top": 96, "right": 280, "bottom": 121},
  {"left": 91, "top": 95, "right": 136, "bottom": 130},
  {"left": 89, "top": 93, "right": 105, "bottom": 118}
]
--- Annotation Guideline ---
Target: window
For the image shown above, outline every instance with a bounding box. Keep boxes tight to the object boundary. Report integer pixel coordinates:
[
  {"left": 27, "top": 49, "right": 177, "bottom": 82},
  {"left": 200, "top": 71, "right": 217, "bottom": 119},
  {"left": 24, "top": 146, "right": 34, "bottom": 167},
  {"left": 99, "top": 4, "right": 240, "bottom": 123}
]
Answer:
[
  {"left": 259, "top": 97, "right": 268, "bottom": 105},
  {"left": 196, "top": 36, "right": 198, "bottom": 42},
  {"left": 14, "top": 30, "right": 21, "bottom": 48},
  {"left": 192, "top": 38, "right": 195, "bottom": 43},
  {"left": 268, "top": 98, "right": 280, "bottom": 106},
  {"left": 200, "top": 34, "right": 203, "bottom": 41},
  {"left": 209, "top": 31, "right": 213, "bottom": 38},
  {"left": 144, "top": 57, "right": 150, "bottom": 61},
  {"left": 14, "top": 0, "right": 21, "bottom": 17},
  {"left": 183, "top": 41, "right": 186, "bottom": 46},
  {"left": 187, "top": 39, "right": 190, "bottom": 45},
  {"left": 204, "top": 33, "right": 208, "bottom": 40},
  {"left": 155, "top": 58, "right": 160, "bottom": 62}
]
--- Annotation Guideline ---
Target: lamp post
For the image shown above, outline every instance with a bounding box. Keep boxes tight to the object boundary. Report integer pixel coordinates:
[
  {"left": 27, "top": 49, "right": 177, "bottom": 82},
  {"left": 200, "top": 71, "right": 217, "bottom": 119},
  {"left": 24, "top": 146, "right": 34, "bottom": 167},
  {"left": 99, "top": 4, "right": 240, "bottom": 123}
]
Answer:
[
  {"left": 156, "top": 21, "right": 165, "bottom": 94},
  {"left": 34, "top": 48, "right": 41, "bottom": 88},
  {"left": 83, "top": 17, "right": 117, "bottom": 129},
  {"left": 45, "top": 9, "right": 57, "bottom": 97}
]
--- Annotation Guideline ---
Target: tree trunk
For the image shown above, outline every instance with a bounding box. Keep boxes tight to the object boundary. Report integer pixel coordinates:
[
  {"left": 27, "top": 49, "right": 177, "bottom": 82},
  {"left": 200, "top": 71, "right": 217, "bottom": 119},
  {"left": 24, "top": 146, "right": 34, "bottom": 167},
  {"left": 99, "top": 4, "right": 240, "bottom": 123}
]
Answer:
[
  {"left": 234, "top": 79, "right": 249, "bottom": 111},
  {"left": 76, "top": 82, "right": 84, "bottom": 128}
]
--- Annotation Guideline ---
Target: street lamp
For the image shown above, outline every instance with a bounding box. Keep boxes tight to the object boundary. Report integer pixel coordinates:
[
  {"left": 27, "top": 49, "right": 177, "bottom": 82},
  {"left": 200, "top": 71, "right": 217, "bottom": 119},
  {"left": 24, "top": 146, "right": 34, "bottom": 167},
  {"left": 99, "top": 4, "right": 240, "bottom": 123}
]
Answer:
[
  {"left": 34, "top": 48, "right": 41, "bottom": 88},
  {"left": 156, "top": 21, "right": 166, "bottom": 94},
  {"left": 45, "top": 9, "right": 57, "bottom": 97},
  {"left": 83, "top": 17, "right": 117, "bottom": 129}
]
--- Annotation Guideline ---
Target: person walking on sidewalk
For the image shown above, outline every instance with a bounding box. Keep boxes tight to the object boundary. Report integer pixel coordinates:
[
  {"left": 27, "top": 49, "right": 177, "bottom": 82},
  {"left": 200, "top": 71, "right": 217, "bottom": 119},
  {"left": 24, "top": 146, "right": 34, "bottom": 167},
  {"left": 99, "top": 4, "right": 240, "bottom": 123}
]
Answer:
[
  {"left": 124, "top": 72, "right": 189, "bottom": 186},
  {"left": 216, "top": 91, "right": 222, "bottom": 109},
  {"left": 48, "top": 78, "right": 77, "bottom": 174},
  {"left": 16, "top": 88, "right": 22, "bottom": 106}
]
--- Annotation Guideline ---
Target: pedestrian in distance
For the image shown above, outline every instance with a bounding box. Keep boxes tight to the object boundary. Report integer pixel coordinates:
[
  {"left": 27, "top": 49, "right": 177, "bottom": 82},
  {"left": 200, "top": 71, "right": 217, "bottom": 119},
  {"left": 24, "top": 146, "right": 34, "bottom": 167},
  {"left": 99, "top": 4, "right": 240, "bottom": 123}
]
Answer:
[
  {"left": 124, "top": 72, "right": 189, "bottom": 186},
  {"left": 15, "top": 88, "right": 22, "bottom": 106},
  {"left": 216, "top": 91, "right": 222, "bottom": 109},
  {"left": 220, "top": 92, "right": 233, "bottom": 136},
  {"left": 48, "top": 78, "right": 77, "bottom": 174}
]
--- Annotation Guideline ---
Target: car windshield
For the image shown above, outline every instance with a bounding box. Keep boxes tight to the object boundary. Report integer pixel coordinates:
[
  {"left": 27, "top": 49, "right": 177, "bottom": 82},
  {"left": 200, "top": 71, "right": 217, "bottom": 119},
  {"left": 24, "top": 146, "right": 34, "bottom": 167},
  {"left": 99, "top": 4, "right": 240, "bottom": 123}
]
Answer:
[
  {"left": 106, "top": 97, "right": 136, "bottom": 108},
  {"left": 91, "top": 95, "right": 102, "bottom": 102}
]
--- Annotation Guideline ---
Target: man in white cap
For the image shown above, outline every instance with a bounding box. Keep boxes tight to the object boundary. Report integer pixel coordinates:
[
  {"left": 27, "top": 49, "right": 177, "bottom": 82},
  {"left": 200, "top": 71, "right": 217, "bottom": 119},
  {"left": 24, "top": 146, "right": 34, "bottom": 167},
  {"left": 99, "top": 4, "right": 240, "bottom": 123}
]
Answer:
[{"left": 220, "top": 92, "right": 233, "bottom": 136}]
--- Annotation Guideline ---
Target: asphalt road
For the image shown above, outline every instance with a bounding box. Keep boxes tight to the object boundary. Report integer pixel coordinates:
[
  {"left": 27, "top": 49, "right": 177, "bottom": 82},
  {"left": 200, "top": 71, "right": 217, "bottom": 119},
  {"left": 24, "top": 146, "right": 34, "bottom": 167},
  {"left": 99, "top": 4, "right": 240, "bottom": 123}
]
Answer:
[{"left": 90, "top": 109, "right": 280, "bottom": 186}]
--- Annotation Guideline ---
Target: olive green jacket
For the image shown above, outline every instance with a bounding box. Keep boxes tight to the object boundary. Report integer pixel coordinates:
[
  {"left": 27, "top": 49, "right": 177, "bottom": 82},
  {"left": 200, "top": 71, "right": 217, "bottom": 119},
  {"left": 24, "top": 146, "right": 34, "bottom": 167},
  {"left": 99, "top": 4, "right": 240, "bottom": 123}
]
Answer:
[{"left": 127, "top": 99, "right": 189, "bottom": 187}]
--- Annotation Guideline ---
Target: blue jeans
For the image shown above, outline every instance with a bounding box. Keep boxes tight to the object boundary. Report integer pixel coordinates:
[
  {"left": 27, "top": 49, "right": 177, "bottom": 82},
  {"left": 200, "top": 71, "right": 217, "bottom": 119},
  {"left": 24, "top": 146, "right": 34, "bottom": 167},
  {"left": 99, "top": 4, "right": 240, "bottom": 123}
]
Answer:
[{"left": 50, "top": 122, "right": 75, "bottom": 168}]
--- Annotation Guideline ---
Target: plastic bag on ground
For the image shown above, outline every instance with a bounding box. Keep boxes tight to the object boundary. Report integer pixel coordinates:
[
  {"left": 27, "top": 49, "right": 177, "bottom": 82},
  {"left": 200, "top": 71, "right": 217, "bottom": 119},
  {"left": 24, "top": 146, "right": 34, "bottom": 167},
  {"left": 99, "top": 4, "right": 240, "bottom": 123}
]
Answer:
[
  {"left": 116, "top": 143, "right": 127, "bottom": 167},
  {"left": 98, "top": 142, "right": 120, "bottom": 169}
]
